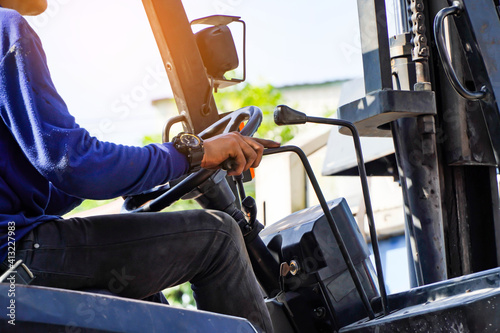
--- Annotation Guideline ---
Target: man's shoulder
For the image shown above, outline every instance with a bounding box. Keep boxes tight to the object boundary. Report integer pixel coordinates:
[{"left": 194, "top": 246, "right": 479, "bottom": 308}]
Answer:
[
  {"left": 0, "top": 7, "right": 28, "bottom": 30},
  {"left": 1, "top": 8, "right": 34, "bottom": 41},
  {"left": 0, "top": 8, "right": 35, "bottom": 57}
]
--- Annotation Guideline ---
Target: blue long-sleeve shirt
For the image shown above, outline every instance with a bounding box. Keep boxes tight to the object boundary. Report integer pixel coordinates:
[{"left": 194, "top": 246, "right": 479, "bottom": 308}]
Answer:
[{"left": 0, "top": 8, "right": 189, "bottom": 262}]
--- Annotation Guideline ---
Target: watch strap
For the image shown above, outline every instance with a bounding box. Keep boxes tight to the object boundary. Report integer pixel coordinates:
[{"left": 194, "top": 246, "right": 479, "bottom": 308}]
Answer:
[{"left": 172, "top": 132, "right": 204, "bottom": 172}]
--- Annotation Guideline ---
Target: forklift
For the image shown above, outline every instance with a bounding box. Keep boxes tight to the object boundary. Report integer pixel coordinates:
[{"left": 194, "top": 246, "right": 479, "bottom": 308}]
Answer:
[{"left": 1, "top": 0, "right": 500, "bottom": 331}]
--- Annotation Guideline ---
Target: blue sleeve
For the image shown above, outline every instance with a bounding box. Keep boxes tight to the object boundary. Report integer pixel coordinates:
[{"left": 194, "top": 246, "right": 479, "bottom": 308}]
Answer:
[{"left": 0, "top": 13, "right": 189, "bottom": 199}]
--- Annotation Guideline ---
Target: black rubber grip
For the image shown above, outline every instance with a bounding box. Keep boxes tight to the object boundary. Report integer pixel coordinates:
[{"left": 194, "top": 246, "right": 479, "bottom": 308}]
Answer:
[{"left": 221, "top": 158, "right": 236, "bottom": 171}]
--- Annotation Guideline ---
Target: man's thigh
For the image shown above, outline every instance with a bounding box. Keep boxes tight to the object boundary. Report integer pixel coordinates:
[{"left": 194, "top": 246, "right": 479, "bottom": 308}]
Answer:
[{"left": 17, "top": 210, "right": 241, "bottom": 298}]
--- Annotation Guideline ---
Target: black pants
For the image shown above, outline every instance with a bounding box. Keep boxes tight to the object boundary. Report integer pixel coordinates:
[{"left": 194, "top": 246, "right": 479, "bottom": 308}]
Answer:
[{"left": 12, "top": 210, "right": 273, "bottom": 333}]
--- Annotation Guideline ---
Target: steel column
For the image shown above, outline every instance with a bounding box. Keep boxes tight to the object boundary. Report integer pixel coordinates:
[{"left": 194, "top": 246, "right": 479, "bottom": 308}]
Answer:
[
  {"left": 388, "top": 0, "right": 448, "bottom": 284},
  {"left": 391, "top": 117, "right": 448, "bottom": 284},
  {"left": 141, "top": 0, "right": 220, "bottom": 133}
]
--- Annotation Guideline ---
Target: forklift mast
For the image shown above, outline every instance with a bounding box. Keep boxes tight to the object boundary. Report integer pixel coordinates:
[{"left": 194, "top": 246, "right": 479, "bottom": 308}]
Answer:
[{"left": 339, "top": 0, "right": 500, "bottom": 287}]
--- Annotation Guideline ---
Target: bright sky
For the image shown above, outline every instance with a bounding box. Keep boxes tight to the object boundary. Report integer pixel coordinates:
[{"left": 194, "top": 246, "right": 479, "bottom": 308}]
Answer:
[{"left": 26, "top": 0, "right": 367, "bottom": 144}]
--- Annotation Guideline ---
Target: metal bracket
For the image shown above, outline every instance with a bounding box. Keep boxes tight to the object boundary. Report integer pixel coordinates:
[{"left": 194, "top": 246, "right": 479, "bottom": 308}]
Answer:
[
  {"left": 338, "top": 90, "right": 437, "bottom": 137},
  {"left": 191, "top": 15, "right": 246, "bottom": 91}
]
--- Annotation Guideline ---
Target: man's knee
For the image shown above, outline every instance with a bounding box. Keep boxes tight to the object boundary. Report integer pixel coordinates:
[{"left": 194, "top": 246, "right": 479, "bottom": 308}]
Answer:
[{"left": 201, "top": 210, "right": 242, "bottom": 238}]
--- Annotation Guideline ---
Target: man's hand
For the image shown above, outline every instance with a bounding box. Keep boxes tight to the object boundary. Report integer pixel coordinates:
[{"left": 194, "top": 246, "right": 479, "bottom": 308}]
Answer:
[{"left": 201, "top": 132, "right": 280, "bottom": 176}]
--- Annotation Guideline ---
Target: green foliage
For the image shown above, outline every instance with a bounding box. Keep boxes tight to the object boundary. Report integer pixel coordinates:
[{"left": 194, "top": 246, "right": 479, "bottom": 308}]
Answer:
[
  {"left": 163, "top": 282, "right": 196, "bottom": 308},
  {"left": 143, "top": 83, "right": 296, "bottom": 144},
  {"left": 142, "top": 134, "right": 162, "bottom": 146},
  {"left": 214, "top": 83, "right": 296, "bottom": 143},
  {"left": 64, "top": 199, "right": 116, "bottom": 217}
]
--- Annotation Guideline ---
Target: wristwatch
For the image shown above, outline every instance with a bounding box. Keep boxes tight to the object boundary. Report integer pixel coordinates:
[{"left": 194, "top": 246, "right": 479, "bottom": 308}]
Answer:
[{"left": 172, "top": 132, "right": 204, "bottom": 172}]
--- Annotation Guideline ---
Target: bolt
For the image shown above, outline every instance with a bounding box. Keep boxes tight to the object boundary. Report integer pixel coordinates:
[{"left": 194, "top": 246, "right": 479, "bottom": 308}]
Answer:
[
  {"left": 289, "top": 260, "right": 299, "bottom": 276},
  {"left": 314, "top": 307, "right": 326, "bottom": 319}
]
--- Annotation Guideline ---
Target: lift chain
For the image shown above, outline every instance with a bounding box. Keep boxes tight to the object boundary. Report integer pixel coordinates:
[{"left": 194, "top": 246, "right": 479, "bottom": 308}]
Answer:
[{"left": 409, "top": 0, "right": 429, "bottom": 61}]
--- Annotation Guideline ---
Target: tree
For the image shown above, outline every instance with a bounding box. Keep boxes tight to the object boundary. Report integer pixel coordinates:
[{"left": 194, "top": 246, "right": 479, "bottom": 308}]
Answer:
[{"left": 214, "top": 82, "right": 296, "bottom": 143}]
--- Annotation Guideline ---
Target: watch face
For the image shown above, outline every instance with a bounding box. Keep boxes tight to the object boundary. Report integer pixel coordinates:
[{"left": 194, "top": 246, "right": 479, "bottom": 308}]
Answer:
[{"left": 180, "top": 134, "right": 202, "bottom": 148}]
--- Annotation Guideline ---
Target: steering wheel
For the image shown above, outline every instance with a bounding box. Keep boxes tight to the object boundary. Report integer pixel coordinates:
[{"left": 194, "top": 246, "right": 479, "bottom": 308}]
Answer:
[{"left": 122, "top": 106, "right": 263, "bottom": 213}]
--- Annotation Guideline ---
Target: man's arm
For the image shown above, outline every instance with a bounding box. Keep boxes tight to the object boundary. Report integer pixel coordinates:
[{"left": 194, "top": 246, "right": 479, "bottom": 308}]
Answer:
[
  {"left": 0, "top": 12, "right": 278, "bottom": 199},
  {"left": 0, "top": 14, "right": 189, "bottom": 199}
]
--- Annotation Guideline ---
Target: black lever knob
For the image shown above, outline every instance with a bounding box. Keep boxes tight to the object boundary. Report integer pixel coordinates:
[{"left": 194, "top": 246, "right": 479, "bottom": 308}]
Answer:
[
  {"left": 273, "top": 105, "right": 307, "bottom": 126},
  {"left": 221, "top": 157, "right": 236, "bottom": 172}
]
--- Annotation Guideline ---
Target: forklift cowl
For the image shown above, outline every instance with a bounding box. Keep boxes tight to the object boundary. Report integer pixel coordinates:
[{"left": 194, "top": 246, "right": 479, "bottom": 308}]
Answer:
[{"left": 260, "top": 197, "right": 379, "bottom": 330}]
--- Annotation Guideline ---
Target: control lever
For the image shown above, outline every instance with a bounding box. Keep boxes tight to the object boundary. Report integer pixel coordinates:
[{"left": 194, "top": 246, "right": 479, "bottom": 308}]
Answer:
[
  {"left": 241, "top": 196, "right": 257, "bottom": 226},
  {"left": 224, "top": 193, "right": 281, "bottom": 297},
  {"left": 233, "top": 173, "right": 257, "bottom": 226},
  {"left": 272, "top": 104, "right": 389, "bottom": 316},
  {"left": 274, "top": 105, "right": 307, "bottom": 125},
  {"left": 226, "top": 174, "right": 281, "bottom": 297},
  {"left": 221, "top": 157, "right": 236, "bottom": 172}
]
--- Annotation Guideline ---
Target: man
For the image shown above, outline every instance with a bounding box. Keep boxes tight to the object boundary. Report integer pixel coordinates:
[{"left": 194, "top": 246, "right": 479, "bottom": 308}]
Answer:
[{"left": 0, "top": 1, "right": 277, "bottom": 332}]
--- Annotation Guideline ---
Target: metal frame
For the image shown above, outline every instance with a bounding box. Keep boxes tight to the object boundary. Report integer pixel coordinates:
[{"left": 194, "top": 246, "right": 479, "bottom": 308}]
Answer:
[{"left": 141, "top": 0, "right": 220, "bottom": 133}]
